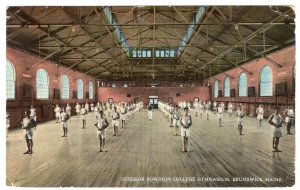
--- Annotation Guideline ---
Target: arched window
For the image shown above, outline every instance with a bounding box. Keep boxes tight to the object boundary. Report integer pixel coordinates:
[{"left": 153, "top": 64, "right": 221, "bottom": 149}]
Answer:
[
  {"left": 224, "top": 77, "right": 230, "bottom": 97},
  {"left": 238, "top": 73, "right": 247, "bottom": 97},
  {"left": 260, "top": 66, "right": 273, "bottom": 96},
  {"left": 88, "top": 81, "right": 93, "bottom": 99},
  {"left": 61, "top": 75, "right": 69, "bottom": 99},
  {"left": 36, "top": 68, "right": 49, "bottom": 99},
  {"left": 6, "top": 59, "right": 16, "bottom": 99},
  {"left": 77, "top": 79, "right": 83, "bottom": 99},
  {"left": 214, "top": 80, "right": 218, "bottom": 97}
]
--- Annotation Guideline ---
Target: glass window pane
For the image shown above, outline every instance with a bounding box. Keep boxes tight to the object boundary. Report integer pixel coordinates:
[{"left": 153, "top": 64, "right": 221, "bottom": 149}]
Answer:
[
  {"left": 147, "top": 50, "right": 151, "bottom": 57},
  {"left": 214, "top": 80, "right": 218, "bottom": 97},
  {"left": 260, "top": 66, "right": 272, "bottom": 96},
  {"left": 142, "top": 51, "right": 147, "bottom": 57},
  {"left": 170, "top": 50, "right": 175, "bottom": 57},
  {"left": 61, "top": 75, "right": 69, "bottom": 99},
  {"left": 89, "top": 81, "right": 93, "bottom": 99},
  {"left": 6, "top": 60, "right": 16, "bottom": 99},
  {"left": 36, "top": 69, "right": 49, "bottom": 99},
  {"left": 238, "top": 73, "right": 247, "bottom": 96},
  {"left": 160, "top": 50, "right": 164, "bottom": 57},
  {"left": 77, "top": 79, "right": 83, "bottom": 99},
  {"left": 132, "top": 50, "right": 137, "bottom": 57},
  {"left": 224, "top": 77, "right": 230, "bottom": 97},
  {"left": 156, "top": 50, "right": 160, "bottom": 57}
]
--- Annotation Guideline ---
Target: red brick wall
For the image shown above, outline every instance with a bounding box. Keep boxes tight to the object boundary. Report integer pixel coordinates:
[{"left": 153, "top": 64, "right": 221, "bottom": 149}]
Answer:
[
  {"left": 6, "top": 47, "right": 97, "bottom": 128},
  {"left": 209, "top": 45, "right": 295, "bottom": 117},
  {"left": 98, "top": 86, "right": 211, "bottom": 106}
]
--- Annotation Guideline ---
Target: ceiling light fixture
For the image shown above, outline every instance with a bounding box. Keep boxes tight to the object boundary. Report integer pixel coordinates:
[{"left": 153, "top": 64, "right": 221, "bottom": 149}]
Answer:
[{"left": 234, "top": 24, "right": 239, "bottom": 31}]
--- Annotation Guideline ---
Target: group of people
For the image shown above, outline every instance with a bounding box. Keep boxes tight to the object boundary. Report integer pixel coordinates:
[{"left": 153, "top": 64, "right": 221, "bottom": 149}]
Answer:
[
  {"left": 8, "top": 101, "right": 144, "bottom": 154},
  {"left": 158, "top": 100, "right": 295, "bottom": 153},
  {"left": 6, "top": 99, "right": 295, "bottom": 154}
]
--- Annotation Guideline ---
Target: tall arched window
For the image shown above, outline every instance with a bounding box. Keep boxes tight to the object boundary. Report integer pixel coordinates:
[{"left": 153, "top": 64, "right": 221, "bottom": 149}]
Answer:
[
  {"left": 6, "top": 59, "right": 16, "bottom": 99},
  {"left": 238, "top": 73, "right": 247, "bottom": 97},
  {"left": 36, "top": 68, "right": 49, "bottom": 99},
  {"left": 61, "top": 75, "right": 69, "bottom": 99},
  {"left": 214, "top": 80, "right": 219, "bottom": 97},
  {"left": 224, "top": 77, "right": 230, "bottom": 97},
  {"left": 88, "top": 81, "right": 93, "bottom": 99},
  {"left": 260, "top": 66, "right": 273, "bottom": 96},
  {"left": 77, "top": 79, "right": 83, "bottom": 99}
]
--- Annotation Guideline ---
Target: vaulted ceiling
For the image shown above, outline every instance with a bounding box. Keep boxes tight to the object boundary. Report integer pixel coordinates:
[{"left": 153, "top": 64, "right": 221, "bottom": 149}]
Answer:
[{"left": 6, "top": 6, "right": 295, "bottom": 81}]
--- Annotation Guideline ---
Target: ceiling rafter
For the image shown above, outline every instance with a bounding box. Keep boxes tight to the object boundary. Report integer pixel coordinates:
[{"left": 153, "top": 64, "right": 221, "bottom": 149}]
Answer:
[{"left": 195, "top": 8, "right": 294, "bottom": 72}]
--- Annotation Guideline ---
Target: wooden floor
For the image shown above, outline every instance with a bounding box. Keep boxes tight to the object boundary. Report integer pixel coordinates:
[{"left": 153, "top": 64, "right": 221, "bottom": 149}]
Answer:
[{"left": 6, "top": 109, "right": 295, "bottom": 187}]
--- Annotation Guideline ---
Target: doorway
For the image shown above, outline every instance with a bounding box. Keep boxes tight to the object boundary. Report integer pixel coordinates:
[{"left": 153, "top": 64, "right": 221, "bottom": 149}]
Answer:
[{"left": 149, "top": 96, "right": 158, "bottom": 109}]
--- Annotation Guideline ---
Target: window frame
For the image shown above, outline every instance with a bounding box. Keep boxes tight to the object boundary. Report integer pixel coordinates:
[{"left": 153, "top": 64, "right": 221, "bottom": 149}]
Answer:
[
  {"left": 77, "top": 79, "right": 84, "bottom": 99},
  {"left": 61, "top": 75, "right": 70, "bottom": 99},
  {"left": 224, "top": 77, "right": 230, "bottom": 97},
  {"left": 214, "top": 80, "right": 219, "bottom": 98},
  {"left": 36, "top": 68, "right": 50, "bottom": 99},
  {"left": 259, "top": 66, "right": 273, "bottom": 97},
  {"left": 238, "top": 73, "right": 247, "bottom": 97},
  {"left": 6, "top": 59, "right": 16, "bottom": 100}
]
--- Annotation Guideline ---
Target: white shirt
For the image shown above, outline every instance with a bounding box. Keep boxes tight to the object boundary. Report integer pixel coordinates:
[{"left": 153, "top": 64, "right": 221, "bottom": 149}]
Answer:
[
  {"left": 30, "top": 108, "right": 37, "bottom": 117},
  {"left": 217, "top": 107, "right": 224, "bottom": 113},
  {"left": 54, "top": 107, "right": 61, "bottom": 113}
]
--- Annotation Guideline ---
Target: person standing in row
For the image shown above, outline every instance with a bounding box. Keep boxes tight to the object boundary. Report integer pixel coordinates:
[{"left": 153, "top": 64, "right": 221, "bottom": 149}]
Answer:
[
  {"left": 66, "top": 103, "right": 71, "bottom": 121},
  {"left": 111, "top": 107, "right": 120, "bottom": 136},
  {"left": 268, "top": 108, "right": 283, "bottom": 152},
  {"left": 236, "top": 105, "right": 245, "bottom": 135},
  {"left": 90, "top": 102, "right": 94, "bottom": 112},
  {"left": 194, "top": 101, "right": 199, "bottom": 117},
  {"left": 21, "top": 111, "right": 37, "bottom": 154},
  {"left": 6, "top": 112, "right": 10, "bottom": 137},
  {"left": 54, "top": 104, "right": 62, "bottom": 123},
  {"left": 199, "top": 101, "right": 204, "bottom": 118},
  {"left": 180, "top": 107, "right": 192, "bottom": 152},
  {"left": 94, "top": 104, "right": 99, "bottom": 120},
  {"left": 75, "top": 102, "right": 81, "bottom": 117},
  {"left": 205, "top": 102, "right": 210, "bottom": 120},
  {"left": 256, "top": 104, "right": 264, "bottom": 127},
  {"left": 228, "top": 102, "right": 233, "bottom": 117},
  {"left": 173, "top": 105, "right": 181, "bottom": 136},
  {"left": 61, "top": 108, "right": 70, "bottom": 137},
  {"left": 95, "top": 111, "right": 109, "bottom": 152},
  {"left": 217, "top": 104, "right": 224, "bottom": 127},
  {"left": 169, "top": 104, "right": 174, "bottom": 127},
  {"left": 30, "top": 105, "right": 37, "bottom": 122},
  {"left": 85, "top": 102, "right": 89, "bottom": 113},
  {"left": 120, "top": 103, "right": 127, "bottom": 128},
  {"left": 147, "top": 103, "right": 153, "bottom": 121},
  {"left": 213, "top": 101, "right": 217, "bottom": 114},
  {"left": 284, "top": 106, "right": 295, "bottom": 135},
  {"left": 81, "top": 105, "right": 87, "bottom": 129}
]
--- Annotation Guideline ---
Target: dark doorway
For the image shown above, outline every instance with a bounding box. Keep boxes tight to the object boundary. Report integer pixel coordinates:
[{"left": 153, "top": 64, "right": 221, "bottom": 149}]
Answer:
[{"left": 149, "top": 96, "right": 158, "bottom": 109}]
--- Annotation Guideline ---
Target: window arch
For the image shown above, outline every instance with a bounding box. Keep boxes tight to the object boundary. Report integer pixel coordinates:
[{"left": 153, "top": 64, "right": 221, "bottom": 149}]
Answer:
[
  {"left": 224, "top": 77, "right": 230, "bottom": 97},
  {"left": 214, "top": 80, "right": 219, "bottom": 97},
  {"left": 77, "top": 79, "right": 83, "bottom": 99},
  {"left": 260, "top": 66, "right": 273, "bottom": 96},
  {"left": 6, "top": 59, "right": 16, "bottom": 99},
  {"left": 61, "top": 75, "right": 69, "bottom": 99},
  {"left": 238, "top": 73, "right": 247, "bottom": 96},
  {"left": 88, "top": 81, "right": 93, "bottom": 99},
  {"left": 36, "top": 68, "right": 49, "bottom": 99}
]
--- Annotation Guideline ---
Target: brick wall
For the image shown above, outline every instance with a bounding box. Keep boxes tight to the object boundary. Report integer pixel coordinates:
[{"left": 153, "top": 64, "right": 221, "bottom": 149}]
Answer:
[
  {"left": 6, "top": 47, "right": 97, "bottom": 128},
  {"left": 98, "top": 86, "right": 211, "bottom": 106},
  {"left": 208, "top": 45, "right": 295, "bottom": 117}
]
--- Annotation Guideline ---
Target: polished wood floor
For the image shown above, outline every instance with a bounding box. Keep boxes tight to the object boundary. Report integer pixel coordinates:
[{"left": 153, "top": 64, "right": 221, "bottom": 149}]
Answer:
[{"left": 6, "top": 109, "right": 295, "bottom": 187}]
